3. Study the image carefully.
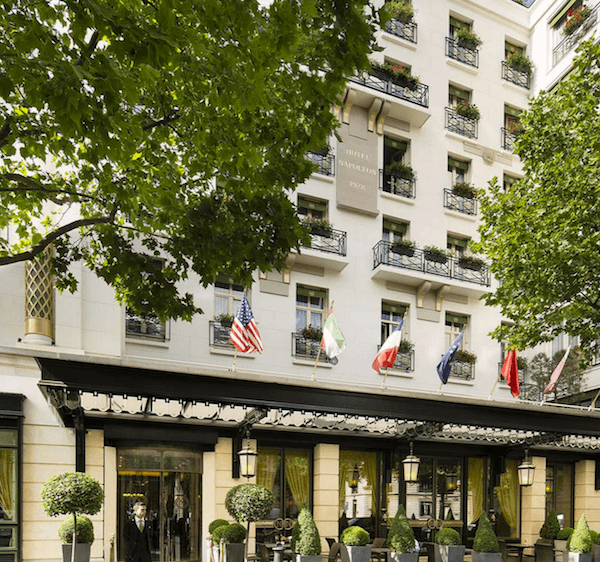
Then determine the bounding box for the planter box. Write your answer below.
[458,259,483,271]
[457,38,478,50]
[434,545,466,562]
[591,545,600,562]
[371,68,392,82]
[388,552,418,562]
[62,544,91,562]
[425,252,448,264]
[472,553,501,562]
[391,245,415,257]
[392,76,418,91]
[346,545,372,562]
[297,555,323,562]
[225,543,245,562]
[568,553,593,562]
[310,227,333,238]
[556,540,569,562]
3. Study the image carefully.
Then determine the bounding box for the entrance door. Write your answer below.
[117,448,202,562]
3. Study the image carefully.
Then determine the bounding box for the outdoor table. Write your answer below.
[505,543,534,562]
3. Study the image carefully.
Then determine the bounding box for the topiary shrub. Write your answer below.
[569,514,592,553]
[341,526,370,546]
[209,519,230,535]
[435,528,462,546]
[58,515,94,544]
[212,525,230,544]
[222,524,247,544]
[225,484,275,524]
[388,505,416,554]
[540,511,560,540]
[473,513,500,553]
[295,505,321,556]
[291,518,301,553]
[589,531,599,545]
[558,528,574,541]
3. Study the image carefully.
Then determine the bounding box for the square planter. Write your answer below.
[458,259,483,271]
[434,545,466,562]
[568,553,593,562]
[345,545,372,562]
[392,245,415,257]
[310,227,333,238]
[297,555,323,562]
[62,543,91,562]
[425,252,449,264]
[388,552,418,562]
[472,553,501,562]
[591,544,600,562]
[225,544,245,562]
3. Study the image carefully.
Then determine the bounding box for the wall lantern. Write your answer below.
[445,472,458,492]
[518,448,535,487]
[237,429,258,479]
[402,442,420,483]
[349,463,359,491]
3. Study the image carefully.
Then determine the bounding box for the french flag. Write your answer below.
[372,319,404,373]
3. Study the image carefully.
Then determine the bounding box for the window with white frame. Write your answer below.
[298,195,327,221]
[505,41,525,59]
[296,286,326,332]
[445,313,468,349]
[384,136,410,171]
[382,218,408,244]
[550,0,586,43]
[449,16,471,39]
[214,280,244,317]
[448,85,471,109]
[448,156,469,184]
[447,234,469,258]
[381,302,408,343]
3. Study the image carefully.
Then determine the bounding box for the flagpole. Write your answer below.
[438,382,443,393]
[588,388,600,411]
[381,367,391,389]
[312,347,322,381]
[488,379,499,399]
[232,348,238,372]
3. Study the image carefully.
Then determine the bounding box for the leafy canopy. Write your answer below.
[0,0,378,320]
[40,472,104,518]
[474,39,600,356]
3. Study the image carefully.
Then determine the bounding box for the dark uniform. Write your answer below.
[124,518,152,562]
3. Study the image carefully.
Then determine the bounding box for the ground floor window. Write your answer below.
[493,459,520,539]
[0,428,18,562]
[546,464,573,528]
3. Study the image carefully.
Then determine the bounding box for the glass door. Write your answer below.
[117,448,202,562]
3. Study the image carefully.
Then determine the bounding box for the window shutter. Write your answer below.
[383,219,408,234]
[450,17,469,30]
[297,286,327,299]
[505,42,524,54]
[447,236,469,248]
[385,137,409,152]
[298,196,327,212]
[446,313,468,325]
[549,0,578,27]
[448,157,470,171]
[504,105,523,118]
[382,302,408,316]
[449,86,470,101]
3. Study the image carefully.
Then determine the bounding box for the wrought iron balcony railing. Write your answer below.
[501,61,531,89]
[307,151,335,176]
[497,362,528,381]
[379,169,416,199]
[443,188,477,216]
[302,228,347,256]
[377,345,415,372]
[126,310,168,341]
[209,321,235,349]
[292,332,334,363]
[502,127,518,152]
[553,5,598,66]
[348,72,429,108]
[445,37,479,68]
[373,240,491,286]
[445,107,478,139]
[384,18,417,43]
[450,360,475,380]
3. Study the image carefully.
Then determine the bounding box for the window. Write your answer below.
[447,235,469,258]
[546,464,574,529]
[503,174,518,192]
[551,0,585,42]
[381,302,408,343]
[298,195,327,221]
[214,280,244,317]
[0,428,18,562]
[505,41,524,59]
[448,157,469,184]
[445,313,468,349]
[448,85,470,109]
[552,334,564,358]
[382,219,408,245]
[449,16,471,39]
[384,136,409,170]
[339,450,379,529]
[296,286,326,332]
[382,137,414,198]
[493,459,520,539]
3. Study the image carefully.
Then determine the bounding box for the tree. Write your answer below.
[473,39,600,356]
[0,0,379,320]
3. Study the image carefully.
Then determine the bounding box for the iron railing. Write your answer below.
[125,310,168,341]
[379,169,416,199]
[292,332,333,363]
[445,107,478,139]
[307,152,335,176]
[302,228,347,256]
[497,362,528,382]
[501,61,531,89]
[553,5,598,66]
[450,361,475,380]
[443,188,477,216]
[377,345,415,372]
[373,240,491,287]
[348,72,429,108]
[384,18,417,43]
[501,127,517,151]
[209,321,234,349]
[445,37,479,68]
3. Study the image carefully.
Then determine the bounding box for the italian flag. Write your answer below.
[372,320,404,373]
[320,305,346,358]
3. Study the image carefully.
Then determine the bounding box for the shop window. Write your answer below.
[493,459,520,539]
[296,286,326,332]
[0,428,19,562]
[546,464,573,528]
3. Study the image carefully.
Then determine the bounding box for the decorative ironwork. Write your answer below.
[445,37,479,68]
[348,72,429,108]
[443,188,478,216]
[501,127,517,151]
[25,246,54,339]
[373,240,491,287]
[302,228,347,256]
[553,6,598,66]
[449,360,475,381]
[209,321,234,349]
[291,332,334,363]
[379,169,416,198]
[384,18,417,43]
[501,61,531,89]
[125,310,168,341]
[445,107,478,139]
[307,151,335,176]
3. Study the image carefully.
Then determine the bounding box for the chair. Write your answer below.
[326,539,336,548]
[499,541,520,562]
[535,542,554,562]
[328,542,342,562]
[258,544,271,562]
[373,539,386,549]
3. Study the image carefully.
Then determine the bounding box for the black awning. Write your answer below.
[0,392,25,418]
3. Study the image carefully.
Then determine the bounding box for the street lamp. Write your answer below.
[518,448,535,487]
[402,442,420,483]
[237,429,257,479]
[349,463,359,491]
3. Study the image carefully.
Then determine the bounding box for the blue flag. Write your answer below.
[436,331,464,384]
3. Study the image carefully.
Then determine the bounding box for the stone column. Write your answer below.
[314,443,340,552]
[574,460,600,528]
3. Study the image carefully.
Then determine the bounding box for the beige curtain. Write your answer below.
[339,451,378,514]
[0,450,15,520]
[257,449,280,492]
[285,451,309,509]
[468,458,484,524]
[495,461,519,532]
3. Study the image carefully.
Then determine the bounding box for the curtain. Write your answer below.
[285,451,309,510]
[338,451,378,515]
[495,461,519,531]
[257,449,280,493]
[0,450,15,520]
[468,458,484,524]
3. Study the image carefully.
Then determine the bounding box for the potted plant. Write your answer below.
[452,182,477,199]
[217,524,247,562]
[455,350,477,364]
[214,313,234,328]
[568,514,593,562]
[506,51,532,74]
[454,101,481,121]
[301,325,323,341]
[563,5,592,35]
[40,472,104,562]
[384,0,414,23]
[302,217,333,237]
[434,527,465,562]
[590,531,600,562]
[294,504,321,562]
[387,505,418,562]
[458,255,486,271]
[472,513,500,562]
[454,28,483,49]
[423,245,450,264]
[540,511,560,544]
[391,239,417,257]
[386,161,415,179]
[370,61,419,89]
[57,515,95,562]
[398,340,414,354]
[341,526,372,562]
[209,520,230,562]
[507,120,524,136]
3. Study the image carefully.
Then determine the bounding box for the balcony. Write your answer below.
[450,360,475,381]
[553,5,598,66]
[126,310,168,341]
[501,127,517,151]
[380,169,416,199]
[292,332,334,363]
[307,151,335,176]
[501,62,531,89]
[443,188,477,216]
[289,228,349,272]
[303,228,347,256]
[209,321,234,349]
[384,18,417,43]
[445,107,477,139]
[372,240,491,287]
[349,72,429,108]
[377,346,415,372]
[445,37,479,68]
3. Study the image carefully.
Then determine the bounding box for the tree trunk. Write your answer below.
[72,513,78,562]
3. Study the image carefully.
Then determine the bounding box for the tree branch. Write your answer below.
[1,173,105,204]
[75,30,100,66]
[142,112,181,131]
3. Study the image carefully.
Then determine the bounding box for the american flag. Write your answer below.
[230,294,263,354]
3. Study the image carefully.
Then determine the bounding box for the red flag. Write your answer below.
[501,350,520,397]
[544,346,571,395]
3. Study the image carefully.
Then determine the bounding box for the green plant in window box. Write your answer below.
[455,349,477,364]
[507,120,524,136]
[506,51,532,73]
[423,245,451,263]
[398,340,414,354]
[214,313,234,327]
[454,101,480,121]
[384,0,414,23]
[301,216,333,237]
[454,28,483,49]
[370,61,419,89]
[391,239,416,257]
[516,356,528,371]
[386,161,415,179]
[452,182,477,199]
[457,255,486,271]
[563,5,592,36]
[301,325,323,341]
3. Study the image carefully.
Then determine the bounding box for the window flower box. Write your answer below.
[505,51,532,74]
[455,349,477,364]
[452,182,477,199]
[564,5,592,35]
[398,340,414,353]
[301,325,323,341]
[455,101,480,120]
[458,256,485,271]
[391,239,416,257]
[214,313,234,328]
[384,0,414,23]
[423,245,450,264]
[370,61,419,90]
[386,161,415,179]
[455,29,483,49]
[302,217,333,237]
